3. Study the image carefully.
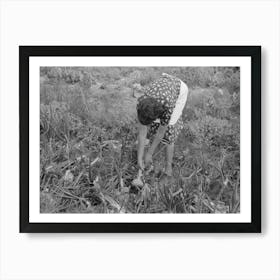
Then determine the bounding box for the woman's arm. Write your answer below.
[137,122,148,170]
[146,125,167,157]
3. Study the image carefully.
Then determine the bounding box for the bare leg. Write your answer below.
[165,143,174,176]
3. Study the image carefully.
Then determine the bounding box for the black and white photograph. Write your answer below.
[39,66,241,215]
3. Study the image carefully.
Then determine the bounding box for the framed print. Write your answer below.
[19,46,261,233]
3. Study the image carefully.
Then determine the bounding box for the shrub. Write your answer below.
[62,68,83,84]
[40,101,84,140]
[188,115,238,151]
[46,67,63,80]
[79,71,94,89]
[212,68,240,94]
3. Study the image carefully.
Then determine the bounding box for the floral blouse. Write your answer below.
[137,74,181,126]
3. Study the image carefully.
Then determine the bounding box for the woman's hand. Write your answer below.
[148,125,167,156]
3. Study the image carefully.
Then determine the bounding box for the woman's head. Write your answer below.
[137,97,165,125]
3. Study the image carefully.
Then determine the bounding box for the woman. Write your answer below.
[136,73,188,178]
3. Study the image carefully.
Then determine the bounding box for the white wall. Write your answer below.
[0,0,279,279]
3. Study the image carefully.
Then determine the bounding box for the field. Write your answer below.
[40,66,240,214]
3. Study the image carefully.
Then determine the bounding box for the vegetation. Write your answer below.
[40,67,240,214]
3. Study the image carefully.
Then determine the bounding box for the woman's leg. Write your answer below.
[163,119,184,176]
[165,142,174,176]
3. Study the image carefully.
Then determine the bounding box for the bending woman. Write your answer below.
[136,73,189,177]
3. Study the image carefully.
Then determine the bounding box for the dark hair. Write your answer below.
[137,97,165,125]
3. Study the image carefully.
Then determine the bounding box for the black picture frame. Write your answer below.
[20,46,261,233]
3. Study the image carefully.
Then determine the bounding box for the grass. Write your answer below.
[40,67,240,214]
